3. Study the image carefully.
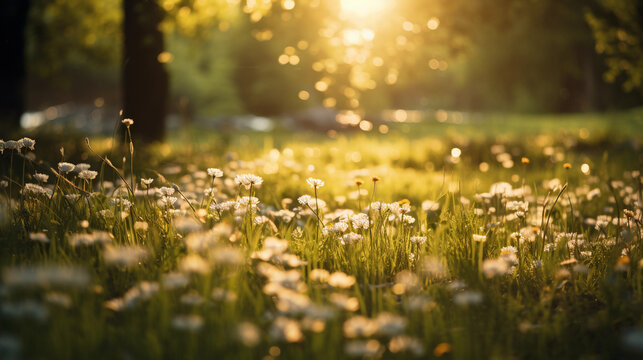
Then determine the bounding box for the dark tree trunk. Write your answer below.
[122,0,168,142]
[0,0,30,130]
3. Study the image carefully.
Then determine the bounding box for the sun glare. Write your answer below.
[340,0,391,18]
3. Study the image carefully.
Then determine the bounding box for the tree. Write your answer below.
[0,0,31,130]
[586,0,643,93]
[122,0,168,142]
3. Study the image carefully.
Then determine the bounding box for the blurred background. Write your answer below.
[1,0,642,141]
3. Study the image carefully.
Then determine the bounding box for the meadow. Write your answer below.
[1,110,643,359]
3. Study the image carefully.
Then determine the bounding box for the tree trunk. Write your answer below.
[122,0,168,142]
[0,0,30,130]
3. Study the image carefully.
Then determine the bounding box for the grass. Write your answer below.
[1,110,642,359]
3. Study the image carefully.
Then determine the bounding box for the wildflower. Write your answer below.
[434,343,452,357]
[343,316,378,338]
[269,317,303,343]
[22,183,52,197]
[29,232,50,243]
[4,140,22,150]
[472,234,487,242]
[141,178,154,187]
[78,170,98,180]
[207,168,223,177]
[333,221,349,233]
[328,272,356,288]
[309,269,330,282]
[236,322,261,347]
[98,209,114,218]
[33,172,49,183]
[351,213,369,229]
[563,163,572,169]
[402,215,416,224]
[18,137,36,150]
[453,290,483,306]
[103,245,148,267]
[157,186,175,196]
[234,174,263,189]
[161,272,189,290]
[410,236,427,245]
[394,271,419,293]
[372,176,380,182]
[616,256,630,272]
[75,163,91,172]
[122,118,134,126]
[134,221,148,232]
[345,340,382,357]
[389,336,425,356]
[307,177,325,188]
[482,259,509,278]
[212,287,238,302]
[342,232,362,245]
[3,265,90,289]
[171,315,204,331]
[69,231,112,247]
[297,195,312,206]
[375,312,407,337]
[179,254,211,274]
[45,292,72,308]
[57,162,75,173]
[521,157,530,164]
[422,257,448,278]
[354,179,363,186]
[109,198,132,210]
[329,292,360,311]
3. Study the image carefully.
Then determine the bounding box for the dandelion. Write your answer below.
[207,168,223,177]
[234,174,263,189]
[57,162,75,173]
[306,177,325,188]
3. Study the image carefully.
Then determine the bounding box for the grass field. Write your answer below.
[1,110,642,359]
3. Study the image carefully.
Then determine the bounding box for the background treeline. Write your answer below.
[18,0,643,118]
